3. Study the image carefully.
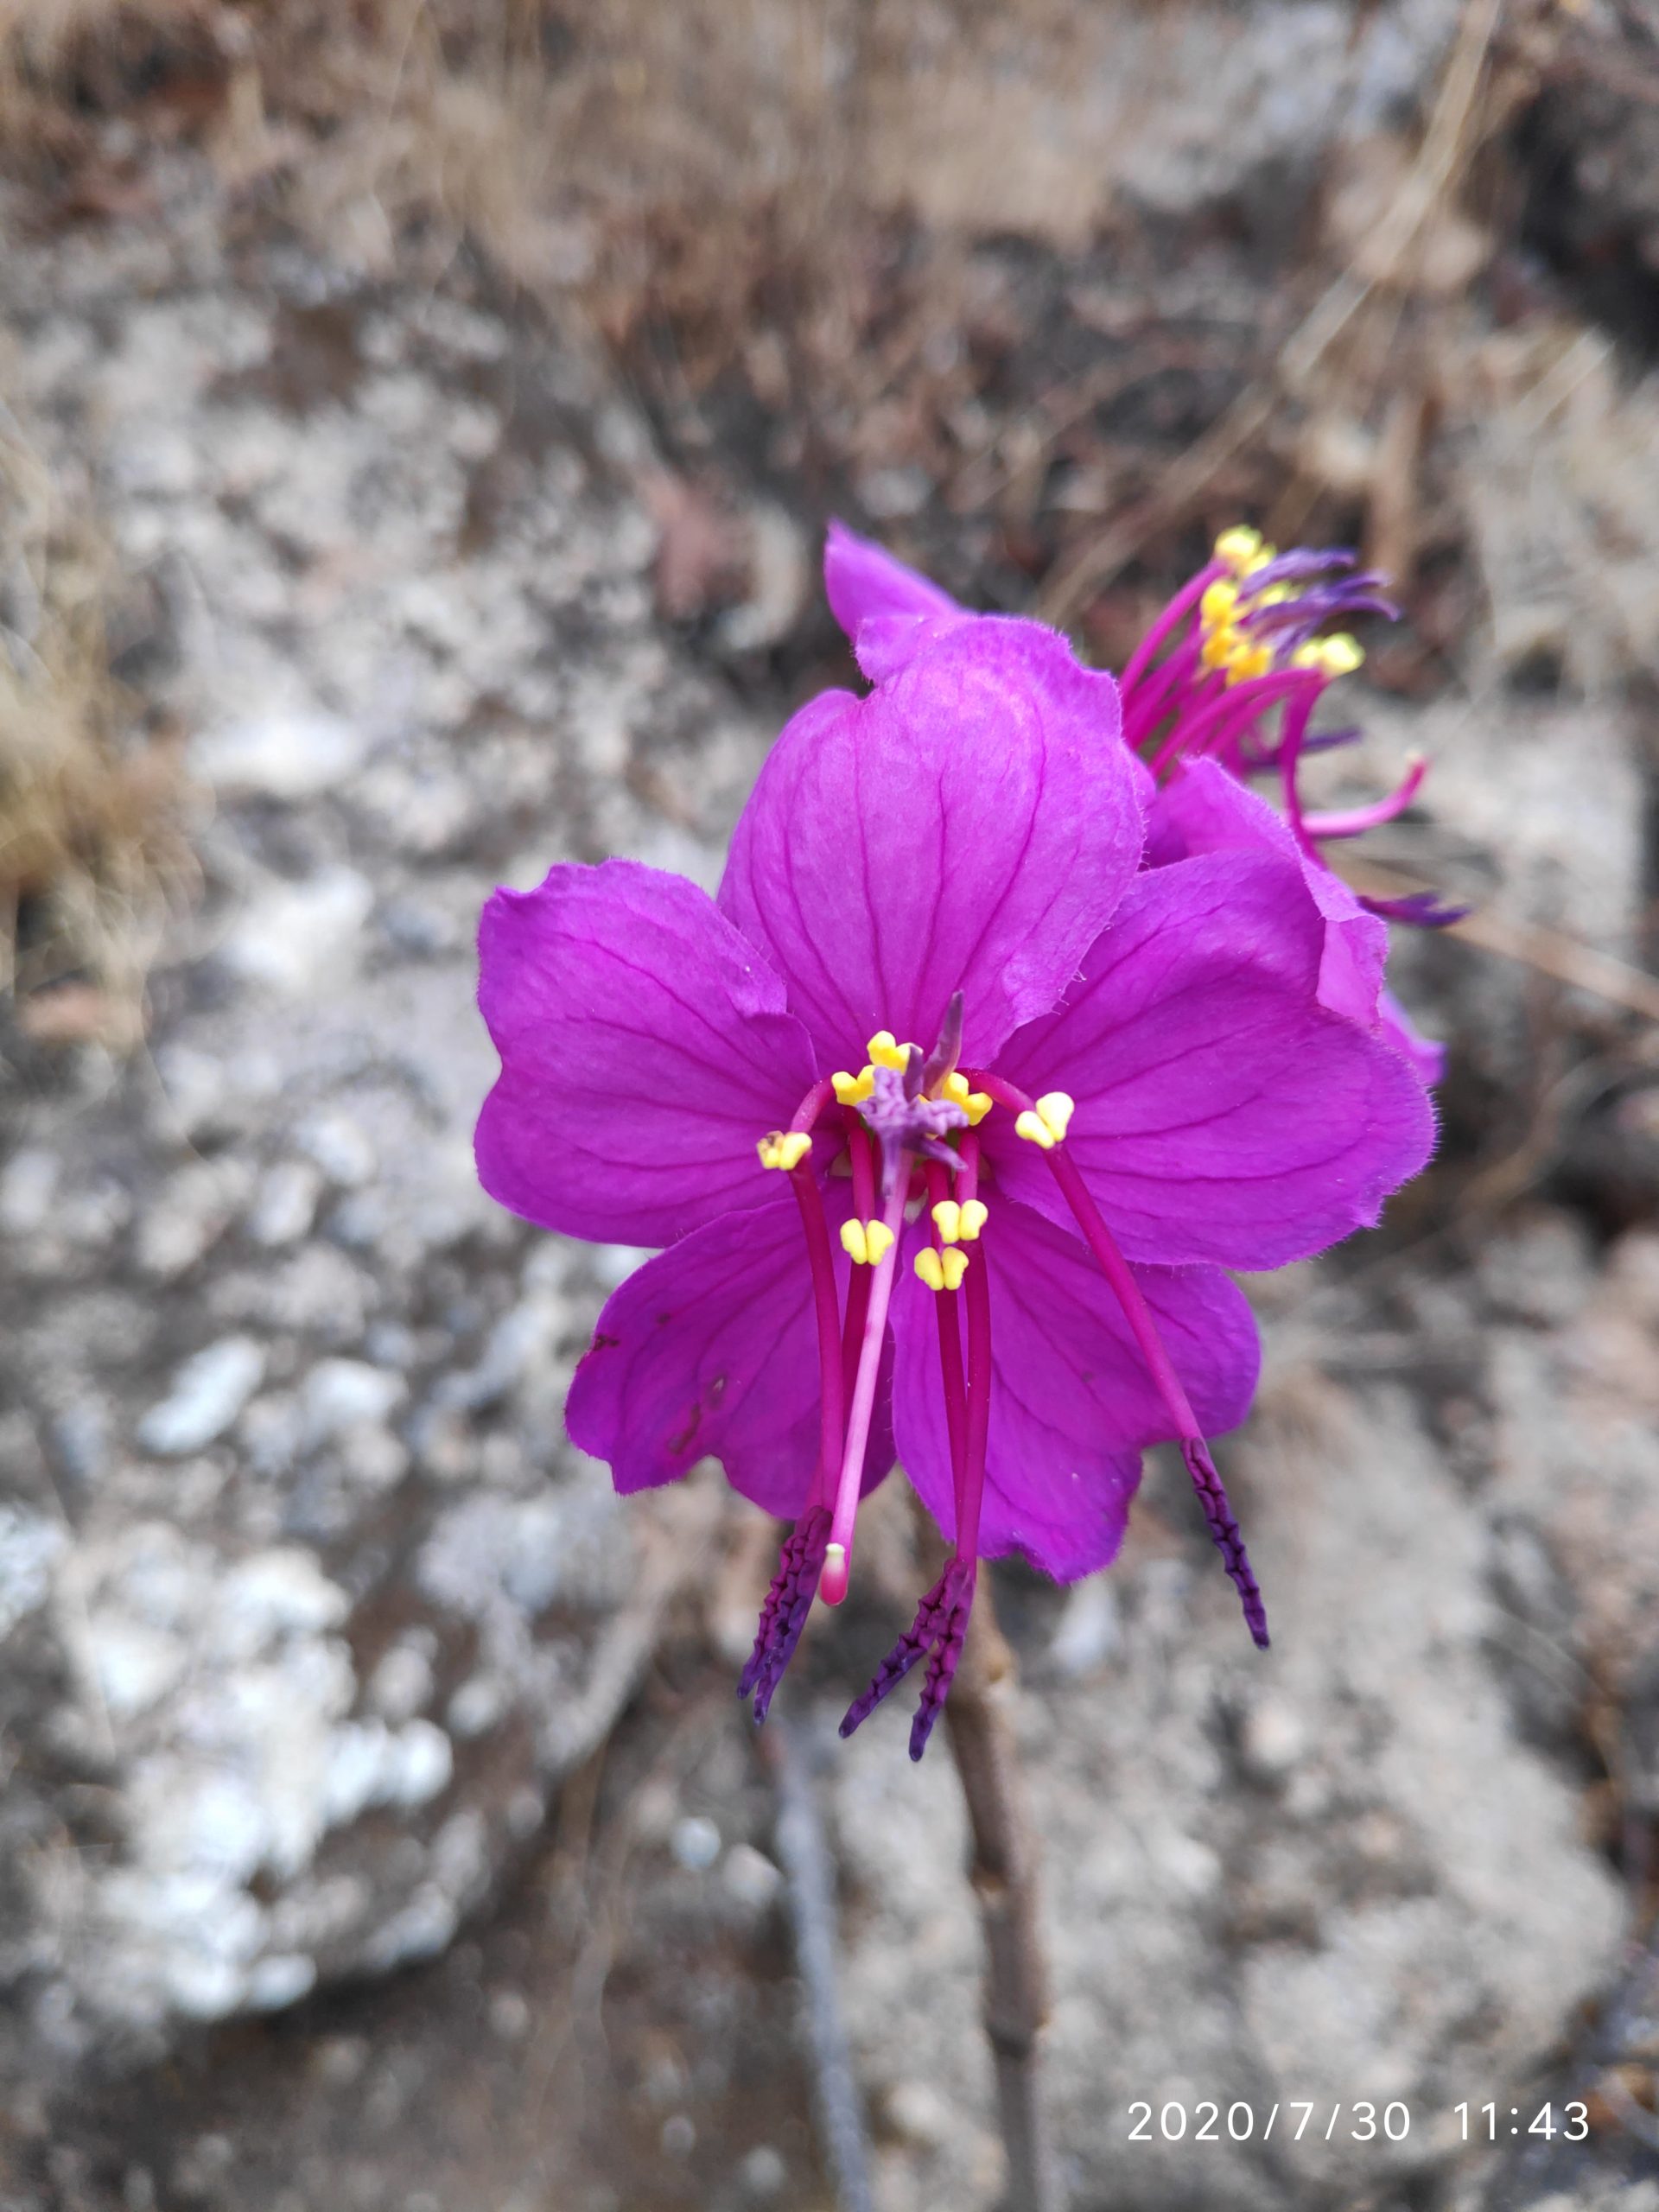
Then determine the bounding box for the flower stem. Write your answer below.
[943,1579,1061,2212]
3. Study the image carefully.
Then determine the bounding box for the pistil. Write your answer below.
[822,1169,909,1605]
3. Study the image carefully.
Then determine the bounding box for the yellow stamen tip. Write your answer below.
[864,1221,895,1266]
[831,1068,874,1106]
[957,1198,988,1242]
[758,1130,811,1172]
[963,1090,992,1127]
[931,1199,963,1244]
[865,1030,912,1071]
[839,1219,868,1264]
[942,1249,969,1290]
[1215,524,1262,574]
[1015,1109,1056,1149]
[942,1071,970,1107]
[1035,1090,1075,1141]
[914,1247,945,1292]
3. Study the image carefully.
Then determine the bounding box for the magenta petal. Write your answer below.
[718,621,1141,1071]
[1379,986,1446,1087]
[823,520,962,639]
[988,852,1437,1268]
[565,1194,895,1513]
[477,858,818,1246]
[889,1201,1259,1582]
[1149,760,1389,1028]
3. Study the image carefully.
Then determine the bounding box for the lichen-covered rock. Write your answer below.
[0,165,756,2088]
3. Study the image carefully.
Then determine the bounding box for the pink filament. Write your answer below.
[957,1210,992,1563]
[822,1173,909,1605]
[1119,557,1226,702]
[840,1121,876,1407]
[1146,665,1315,782]
[965,1073,1202,1436]
[925,1161,969,1496]
[1302,754,1427,840]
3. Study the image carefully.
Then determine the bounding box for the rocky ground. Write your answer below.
[3,4,1659,2209]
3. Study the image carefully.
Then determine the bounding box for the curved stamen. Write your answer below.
[789,1074,839,1136]
[1147,666,1319,781]
[1045,1146,1268,1648]
[969,1072,1268,1647]
[1119,556,1226,701]
[925,1161,969,1491]
[841,1117,877,1406]
[957,1165,992,1569]
[842,1141,990,1759]
[738,1082,847,1721]
[822,1171,908,1605]
[1302,753,1428,841]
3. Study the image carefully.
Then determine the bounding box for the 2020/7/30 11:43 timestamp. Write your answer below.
[1456,2103,1589,2141]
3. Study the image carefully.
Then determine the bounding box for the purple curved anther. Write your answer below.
[838,1555,978,1759]
[739,1505,832,1722]
[1180,1439,1269,1648]
[1358,889,1469,929]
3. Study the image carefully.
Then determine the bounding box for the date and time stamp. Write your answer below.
[1125,2099,1591,2147]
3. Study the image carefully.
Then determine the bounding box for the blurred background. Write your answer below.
[3,1,1659,2207]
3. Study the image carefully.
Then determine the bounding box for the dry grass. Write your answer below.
[0,0,1612,1053]
[0,396,188,1052]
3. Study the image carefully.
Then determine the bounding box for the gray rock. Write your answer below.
[824,1372,1624,2212]
[0,189,761,2093]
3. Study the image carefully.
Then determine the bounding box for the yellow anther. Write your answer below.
[1294,632,1363,678]
[915,1246,969,1293]
[1199,579,1238,629]
[1015,1109,1056,1149]
[958,1198,988,1241]
[757,1130,812,1172]
[931,1199,963,1244]
[1200,625,1237,672]
[866,1030,912,1071]
[1034,1091,1075,1141]
[1215,525,1269,575]
[1225,639,1274,686]
[832,1067,875,1106]
[841,1218,893,1266]
[941,1071,994,1126]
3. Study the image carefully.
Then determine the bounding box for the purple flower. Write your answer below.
[477,607,1432,1757]
[825,519,1453,1084]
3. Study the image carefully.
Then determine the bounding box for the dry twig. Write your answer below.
[944,1583,1059,2212]
[764,1717,876,2212]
